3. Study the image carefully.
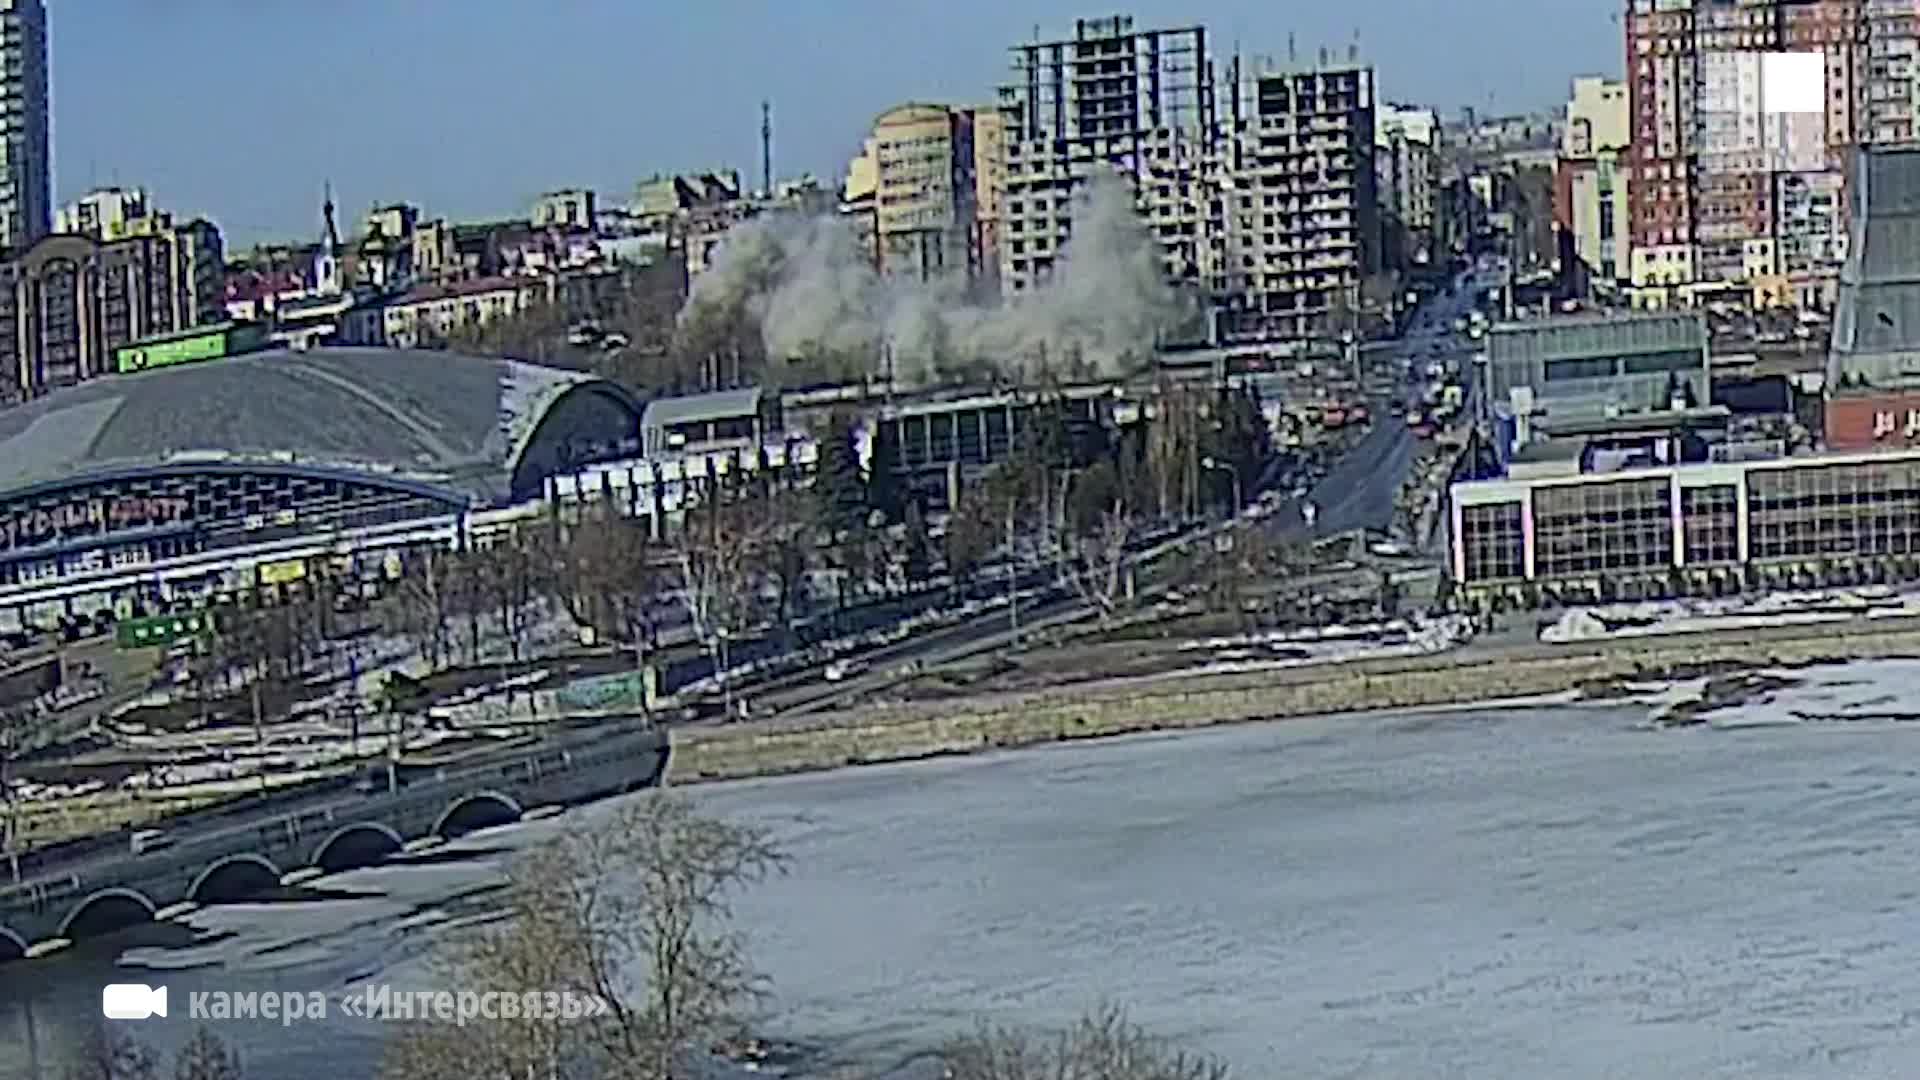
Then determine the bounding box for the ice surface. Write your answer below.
[15,665,1920,1077]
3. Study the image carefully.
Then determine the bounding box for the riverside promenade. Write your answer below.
[667,615,1920,785]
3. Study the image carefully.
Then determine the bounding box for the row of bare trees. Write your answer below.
[944,383,1274,627]
[65,1025,242,1080]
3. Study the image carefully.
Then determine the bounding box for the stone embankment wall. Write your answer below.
[667,619,1920,785]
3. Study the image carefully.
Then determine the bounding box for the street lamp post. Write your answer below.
[1200,456,1241,521]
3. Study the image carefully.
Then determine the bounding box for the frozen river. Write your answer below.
[9,662,1920,1077]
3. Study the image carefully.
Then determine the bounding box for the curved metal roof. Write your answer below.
[0,347,636,503]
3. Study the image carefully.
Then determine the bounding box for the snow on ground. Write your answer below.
[1540,588,1920,644]
[1169,615,1473,677]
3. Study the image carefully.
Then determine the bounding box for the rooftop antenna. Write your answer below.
[1288,32,1296,65]
[1349,28,1360,63]
[1318,46,1329,67]
[760,101,773,198]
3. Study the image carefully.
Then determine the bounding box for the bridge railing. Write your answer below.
[0,723,664,912]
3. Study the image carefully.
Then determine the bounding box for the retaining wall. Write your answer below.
[667,620,1920,785]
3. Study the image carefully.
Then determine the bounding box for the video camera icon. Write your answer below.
[101,983,168,1020]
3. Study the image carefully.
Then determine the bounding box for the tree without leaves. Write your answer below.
[172,1027,244,1080]
[1056,461,1137,624]
[941,1004,1229,1080]
[755,489,819,640]
[474,532,552,669]
[942,488,995,600]
[378,794,787,1080]
[62,1026,160,1080]
[552,509,666,696]
[62,1026,244,1080]
[388,546,458,672]
[669,496,762,665]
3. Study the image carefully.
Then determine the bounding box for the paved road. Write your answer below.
[1265,270,1493,541]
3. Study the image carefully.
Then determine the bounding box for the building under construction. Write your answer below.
[996,15,1220,296]
[1216,55,1379,340]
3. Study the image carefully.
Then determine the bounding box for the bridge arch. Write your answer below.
[311,822,405,874]
[188,853,283,904]
[0,925,25,961]
[432,790,523,839]
[59,887,158,939]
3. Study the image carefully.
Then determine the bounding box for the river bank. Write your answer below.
[666,614,1920,785]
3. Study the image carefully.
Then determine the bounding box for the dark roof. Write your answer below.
[1833,145,1920,361]
[386,275,532,307]
[640,387,764,432]
[0,347,628,503]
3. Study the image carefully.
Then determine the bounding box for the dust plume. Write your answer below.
[678,171,1200,386]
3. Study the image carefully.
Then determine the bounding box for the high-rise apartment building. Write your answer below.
[1864,0,1920,142]
[995,16,1220,297]
[56,188,151,241]
[1375,103,1438,270]
[1623,0,1915,309]
[0,0,49,254]
[1217,59,1379,339]
[1557,77,1632,289]
[863,103,979,282]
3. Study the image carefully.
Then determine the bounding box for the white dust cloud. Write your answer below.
[679,172,1199,386]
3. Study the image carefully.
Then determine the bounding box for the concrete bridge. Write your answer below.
[0,720,669,961]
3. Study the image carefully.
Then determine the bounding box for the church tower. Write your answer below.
[312,183,343,295]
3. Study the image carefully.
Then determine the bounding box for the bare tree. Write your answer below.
[943,489,995,600]
[669,501,761,676]
[1058,464,1137,624]
[1059,504,1135,624]
[172,1027,244,1080]
[757,489,818,639]
[62,1026,160,1080]
[553,510,665,689]
[379,794,786,1080]
[62,1027,243,1080]
[387,545,460,672]
[942,1004,1229,1080]
[476,533,550,668]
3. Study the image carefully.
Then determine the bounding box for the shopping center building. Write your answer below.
[1449,447,1920,605]
[0,346,644,629]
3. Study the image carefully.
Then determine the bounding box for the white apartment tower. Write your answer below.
[1375,103,1438,269]
[0,0,48,253]
[868,103,979,282]
[995,16,1220,297]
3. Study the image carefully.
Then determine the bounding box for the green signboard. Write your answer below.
[115,611,215,650]
[116,330,230,374]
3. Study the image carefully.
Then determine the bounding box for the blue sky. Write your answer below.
[52,1,1619,246]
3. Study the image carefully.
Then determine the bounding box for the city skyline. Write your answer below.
[49,0,1615,245]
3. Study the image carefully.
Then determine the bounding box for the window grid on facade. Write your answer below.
[1460,502,1525,583]
[1748,460,1920,560]
[1532,478,1674,579]
[1680,483,1740,565]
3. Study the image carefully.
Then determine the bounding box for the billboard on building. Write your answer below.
[114,322,267,375]
[257,559,308,586]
